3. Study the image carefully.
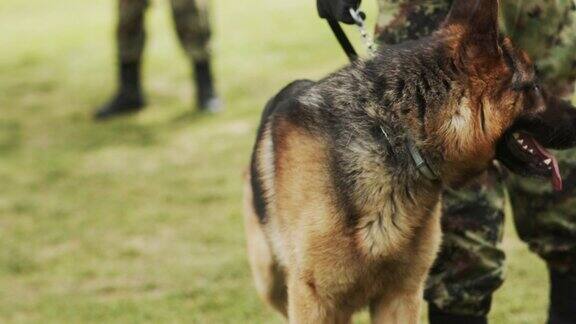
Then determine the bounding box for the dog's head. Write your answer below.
[431,0,576,189]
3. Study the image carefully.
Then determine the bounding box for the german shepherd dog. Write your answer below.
[244,0,576,322]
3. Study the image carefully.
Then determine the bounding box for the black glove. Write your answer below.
[317,0,363,25]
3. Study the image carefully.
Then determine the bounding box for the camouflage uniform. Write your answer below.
[117,0,212,63]
[375,0,576,316]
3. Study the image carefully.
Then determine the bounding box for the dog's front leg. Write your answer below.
[370,289,422,324]
[287,278,351,324]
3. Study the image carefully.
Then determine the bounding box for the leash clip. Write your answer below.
[349,8,376,55]
[349,8,365,27]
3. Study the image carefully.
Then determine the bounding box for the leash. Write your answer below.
[349,8,376,56]
[327,17,358,62]
[326,8,376,63]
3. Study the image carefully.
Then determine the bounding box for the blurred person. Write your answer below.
[94,0,221,120]
[318,0,576,323]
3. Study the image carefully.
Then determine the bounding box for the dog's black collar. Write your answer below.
[380,126,439,181]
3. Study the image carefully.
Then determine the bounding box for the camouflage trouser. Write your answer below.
[117,0,212,63]
[375,0,576,316]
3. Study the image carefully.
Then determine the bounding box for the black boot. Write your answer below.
[194,59,222,113]
[429,304,488,324]
[94,61,145,120]
[548,269,576,324]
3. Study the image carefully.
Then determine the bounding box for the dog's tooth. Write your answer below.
[529,149,534,154]
[513,133,520,139]
[544,159,552,165]
[518,139,524,145]
[522,145,528,150]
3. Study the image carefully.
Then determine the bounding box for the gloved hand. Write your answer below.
[317,0,363,25]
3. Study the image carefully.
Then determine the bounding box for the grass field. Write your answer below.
[0,0,571,323]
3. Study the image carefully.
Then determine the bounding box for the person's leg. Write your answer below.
[94,0,150,120]
[549,269,576,324]
[503,2,576,323]
[170,0,221,112]
[426,168,507,324]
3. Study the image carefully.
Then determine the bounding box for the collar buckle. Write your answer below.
[379,125,439,181]
[406,140,439,181]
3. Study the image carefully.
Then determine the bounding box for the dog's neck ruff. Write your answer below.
[380,126,439,181]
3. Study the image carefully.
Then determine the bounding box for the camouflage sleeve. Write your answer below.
[374,0,451,45]
[500,0,576,97]
[170,0,212,62]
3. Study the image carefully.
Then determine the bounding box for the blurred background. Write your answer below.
[0,0,573,323]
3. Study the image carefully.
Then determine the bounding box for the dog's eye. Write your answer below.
[531,84,543,98]
[515,82,540,93]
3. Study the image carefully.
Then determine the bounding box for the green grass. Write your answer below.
[0,0,571,323]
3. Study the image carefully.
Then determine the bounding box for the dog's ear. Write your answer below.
[443,0,500,57]
[444,0,499,40]
[443,0,502,70]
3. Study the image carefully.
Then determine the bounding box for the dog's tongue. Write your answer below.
[524,135,563,191]
[551,157,562,192]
